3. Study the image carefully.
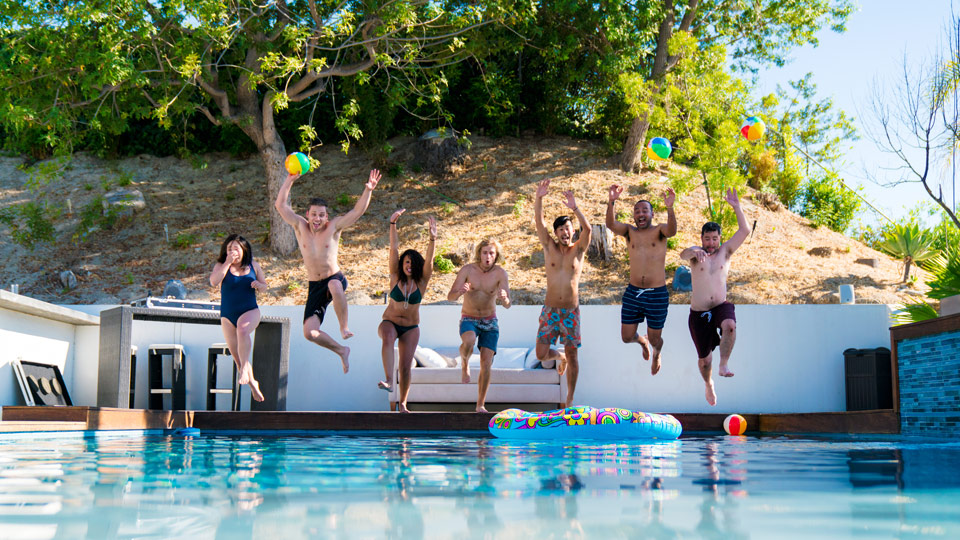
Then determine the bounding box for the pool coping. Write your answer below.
[0,406,899,434]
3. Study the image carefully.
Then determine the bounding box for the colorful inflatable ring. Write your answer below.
[489,406,682,440]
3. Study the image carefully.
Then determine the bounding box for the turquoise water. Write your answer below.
[1,432,960,539]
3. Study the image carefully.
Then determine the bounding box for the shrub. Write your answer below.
[173,232,197,249]
[747,150,777,190]
[0,201,58,250]
[877,223,938,282]
[799,175,861,233]
[433,254,455,274]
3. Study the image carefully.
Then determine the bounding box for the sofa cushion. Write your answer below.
[409,367,560,384]
[414,346,452,368]
[524,348,556,370]
[431,347,531,369]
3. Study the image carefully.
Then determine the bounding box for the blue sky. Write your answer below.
[755,0,958,227]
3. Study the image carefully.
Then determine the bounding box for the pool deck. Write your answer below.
[0,406,899,434]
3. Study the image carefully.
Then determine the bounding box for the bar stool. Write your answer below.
[207,343,240,411]
[128,345,138,408]
[148,344,186,410]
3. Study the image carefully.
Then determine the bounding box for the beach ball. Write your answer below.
[646,137,672,161]
[740,116,765,141]
[285,152,310,175]
[723,414,747,436]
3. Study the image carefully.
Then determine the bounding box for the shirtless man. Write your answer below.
[533,178,591,408]
[274,169,381,374]
[606,184,676,375]
[679,188,749,406]
[447,238,511,413]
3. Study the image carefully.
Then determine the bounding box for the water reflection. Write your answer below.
[2,434,960,538]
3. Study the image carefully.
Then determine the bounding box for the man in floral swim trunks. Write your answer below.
[533,178,592,408]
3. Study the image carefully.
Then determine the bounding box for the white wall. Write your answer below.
[0,302,99,409]
[65,303,891,414]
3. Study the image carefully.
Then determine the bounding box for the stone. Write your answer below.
[807,247,832,257]
[59,270,78,290]
[673,265,692,292]
[855,258,879,268]
[410,129,468,175]
[102,188,146,219]
[754,192,783,211]
[162,279,187,299]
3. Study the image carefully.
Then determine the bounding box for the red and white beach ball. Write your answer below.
[723,414,747,435]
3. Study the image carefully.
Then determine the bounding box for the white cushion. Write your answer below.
[414,346,448,368]
[495,348,528,369]
[410,368,559,384]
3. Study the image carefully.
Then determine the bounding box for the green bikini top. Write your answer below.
[389,281,422,305]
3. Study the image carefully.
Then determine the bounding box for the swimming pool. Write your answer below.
[1,432,959,538]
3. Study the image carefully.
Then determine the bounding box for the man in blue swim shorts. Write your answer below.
[447,237,511,413]
[606,183,676,376]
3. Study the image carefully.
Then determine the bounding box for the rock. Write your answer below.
[59,270,78,290]
[754,192,782,211]
[673,265,692,292]
[102,188,146,219]
[93,295,122,305]
[162,279,187,299]
[855,258,879,268]
[346,289,378,305]
[410,129,468,175]
[807,247,832,257]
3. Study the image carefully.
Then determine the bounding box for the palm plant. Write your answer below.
[890,299,941,326]
[878,223,938,282]
[925,243,960,299]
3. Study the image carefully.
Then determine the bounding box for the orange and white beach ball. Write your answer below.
[723,414,747,435]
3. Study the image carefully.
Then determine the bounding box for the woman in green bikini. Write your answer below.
[378,209,437,412]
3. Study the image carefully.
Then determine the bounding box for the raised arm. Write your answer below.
[334,169,381,231]
[447,266,471,302]
[274,173,307,228]
[661,187,677,238]
[251,261,269,292]
[421,216,438,287]
[605,184,629,237]
[388,208,404,282]
[209,259,234,287]
[721,188,749,256]
[533,179,553,247]
[563,190,592,252]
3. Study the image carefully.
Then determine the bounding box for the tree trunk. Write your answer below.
[619,106,654,172]
[587,224,613,262]
[261,143,298,255]
[903,259,912,283]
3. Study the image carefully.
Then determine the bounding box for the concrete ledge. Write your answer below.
[2,406,900,434]
[0,290,100,326]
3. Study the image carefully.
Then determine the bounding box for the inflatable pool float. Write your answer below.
[488,406,682,440]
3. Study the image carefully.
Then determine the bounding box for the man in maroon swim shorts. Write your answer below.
[679,188,750,406]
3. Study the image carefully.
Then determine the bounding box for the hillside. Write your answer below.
[0,136,927,307]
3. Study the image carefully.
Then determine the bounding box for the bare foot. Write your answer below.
[461,367,471,384]
[398,402,410,413]
[377,380,392,392]
[248,377,265,402]
[705,380,717,406]
[341,328,354,340]
[339,346,350,374]
[476,405,489,413]
[564,400,573,409]
[237,361,250,385]
[638,335,651,361]
[719,362,735,377]
[651,348,662,375]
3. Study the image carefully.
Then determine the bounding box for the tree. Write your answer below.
[867,13,960,230]
[878,223,938,282]
[617,0,854,172]
[0,1,528,254]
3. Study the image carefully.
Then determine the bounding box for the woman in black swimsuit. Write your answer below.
[378,209,437,412]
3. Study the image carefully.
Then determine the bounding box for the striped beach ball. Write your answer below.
[285,152,311,175]
[723,414,747,435]
[646,137,672,161]
[740,116,765,141]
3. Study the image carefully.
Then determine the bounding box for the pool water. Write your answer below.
[1,432,960,539]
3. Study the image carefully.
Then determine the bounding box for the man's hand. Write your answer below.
[428,216,437,239]
[724,187,740,209]
[692,248,706,263]
[498,288,509,303]
[536,178,550,198]
[457,281,472,295]
[366,169,382,190]
[562,190,577,210]
[609,184,623,204]
[285,172,301,184]
[664,187,676,209]
[390,208,405,223]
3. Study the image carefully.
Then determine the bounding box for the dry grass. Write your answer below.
[0,136,927,306]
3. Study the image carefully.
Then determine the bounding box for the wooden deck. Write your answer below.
[1,406,900,435]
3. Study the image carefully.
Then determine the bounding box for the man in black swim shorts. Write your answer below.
[679,188,750,406]
[275,168,381,374]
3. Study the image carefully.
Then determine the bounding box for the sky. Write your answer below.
[754,0,958,228]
